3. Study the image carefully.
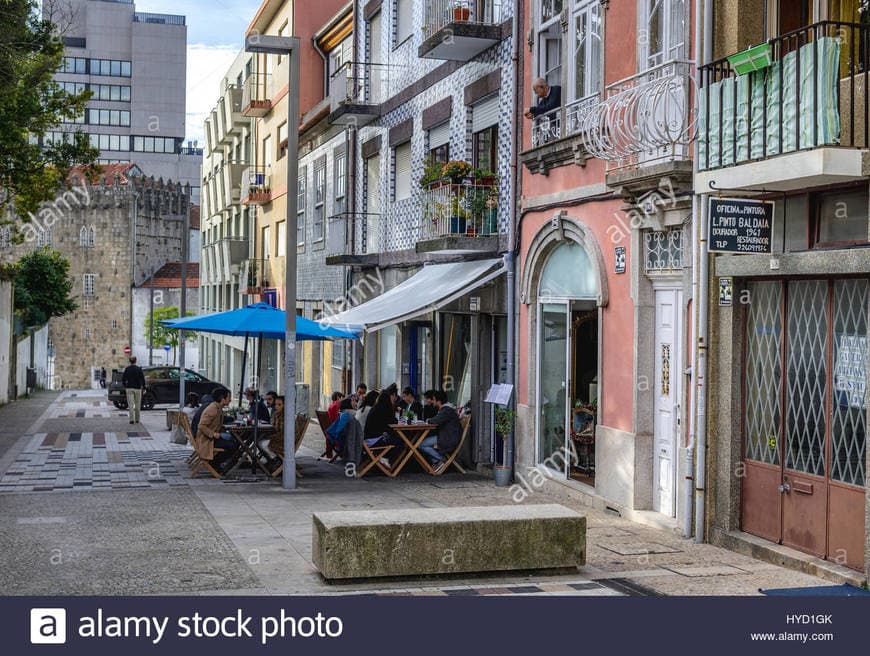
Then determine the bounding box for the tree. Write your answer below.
[13,247,76,326]
[144,306,196,366]
[0,0,99,219]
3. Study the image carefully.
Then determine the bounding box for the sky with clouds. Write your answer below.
[136,0,264,146]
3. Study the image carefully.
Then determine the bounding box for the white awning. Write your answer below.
[322,258,505,333]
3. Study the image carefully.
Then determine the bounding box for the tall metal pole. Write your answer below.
[179,184,190,409]
[148,263,155,366]
[282,37,301,490]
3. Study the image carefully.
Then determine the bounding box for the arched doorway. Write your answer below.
[536,241,600,485]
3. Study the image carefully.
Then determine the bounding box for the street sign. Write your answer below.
[163,345,171,352]
[123,345,131,355]
[708,197,774,254]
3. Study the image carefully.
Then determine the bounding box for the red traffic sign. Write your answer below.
[123,345,131,355]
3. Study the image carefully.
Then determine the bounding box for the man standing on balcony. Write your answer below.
[524,78,562,119]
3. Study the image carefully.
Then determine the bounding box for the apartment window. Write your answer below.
[262,225,271,259]
[572,1,603,101]
[395,0,412,45]
[332,339,345,370]
[83,273,95,297]
[61,56,87,74]
[90,84,131,102]
[297,165,307,246]
[91,134,132,152]
[393,141,412,201]
[63,110,86,125]
[642,0,687,69]
[813,188,870,248]
[56,81,86,96]
[88,109,130,126]
[278,122,288,159]
[263,135,272,167]
[537,1,563,86]
[313,158,326,241]
[471,96,499,172]
[89,59,131,77]
[277,221,286,257]
[277,21,289,64]
[334,149,347,214]
[428,121,451,163]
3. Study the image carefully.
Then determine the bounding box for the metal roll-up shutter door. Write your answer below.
[472,95,499,133]
[428,121,451,149]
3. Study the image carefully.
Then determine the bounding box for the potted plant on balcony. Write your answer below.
[245,260,260,294]
[493,405,515,487]
[419,158,444,190]
[471,167,498,186]
[441,159,471,184]
[452,1,471,22]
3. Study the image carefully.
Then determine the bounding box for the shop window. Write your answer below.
[440,314,472,409]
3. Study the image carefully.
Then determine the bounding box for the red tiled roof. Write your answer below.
[139,262,200,289]
[67,162,144,185]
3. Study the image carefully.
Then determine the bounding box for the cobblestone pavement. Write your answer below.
[0,390,846,596]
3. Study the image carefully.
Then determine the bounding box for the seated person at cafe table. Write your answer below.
[191,387,225,436]
[398,387,424,419]
[245,387,270,423]
[264,390,277,419]
[195,388,240,474]
[419,390,462,475]
[421,389,438,421]
[258,395,284,473]
[326,398,362,459]
[355,389,379,433]
[327,391,344,424]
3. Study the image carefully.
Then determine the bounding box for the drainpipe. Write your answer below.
[692,0,713,544]
[504,0,524,477]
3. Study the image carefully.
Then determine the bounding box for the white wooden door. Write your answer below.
[653,287,683,516]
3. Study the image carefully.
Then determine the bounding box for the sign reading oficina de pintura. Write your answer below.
[708,197,774,254]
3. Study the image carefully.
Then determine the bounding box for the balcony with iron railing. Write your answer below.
[418,180,502,254]
[242,73,272,118]
[420,0,504,61]
[325,213,383,265]
[240,258,271,294]
[697,21,869,191]
[328,61,389,126]
[241,166,271,205]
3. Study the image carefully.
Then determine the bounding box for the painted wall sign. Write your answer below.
[708,197,774,254]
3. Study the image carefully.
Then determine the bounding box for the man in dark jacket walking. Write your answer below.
[121,357,146,424]
[419,390,462,474]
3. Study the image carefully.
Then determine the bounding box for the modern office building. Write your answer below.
[45,0,201,201]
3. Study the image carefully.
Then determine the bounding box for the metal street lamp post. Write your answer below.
[245,34,300,490]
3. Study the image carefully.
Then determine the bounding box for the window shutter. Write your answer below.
[472,95,499,133]
[428,121,451,149]
[394,142,411,201]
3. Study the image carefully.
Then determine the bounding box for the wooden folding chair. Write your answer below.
[356,439,395,477]
[178,413,224,479]
[269,414,309,479]
[315,409,339,461]
[431,416,470,476]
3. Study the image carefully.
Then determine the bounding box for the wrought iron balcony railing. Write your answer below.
[326,213,383,258]
[422,0,503,38]
[421,180,501,239]
[699,21,869,171]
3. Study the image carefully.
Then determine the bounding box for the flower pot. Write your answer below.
[453,7,471,21]
[450,216,467,234]
[476,176,496,186]
[494,465,512,487]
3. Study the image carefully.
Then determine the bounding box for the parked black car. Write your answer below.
[108,366,217,410]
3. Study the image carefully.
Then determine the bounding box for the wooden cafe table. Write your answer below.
[227,423,274,476]
[387,422,438,477]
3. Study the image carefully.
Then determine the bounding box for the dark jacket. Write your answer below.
[364,403,394,440]
[248,399,269,423]
[121,364,146,390]
[529,85,561,117]
[430,404,462,452]
[397,399,423,418]
[421,403,437,421]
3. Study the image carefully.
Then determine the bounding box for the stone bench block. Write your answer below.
[312,503,586,580]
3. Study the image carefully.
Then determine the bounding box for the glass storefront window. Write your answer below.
[539,242,597,299]
[440,314,471,408]
[378,325,397,388]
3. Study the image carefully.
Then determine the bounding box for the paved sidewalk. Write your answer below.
[0,390,845,596]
